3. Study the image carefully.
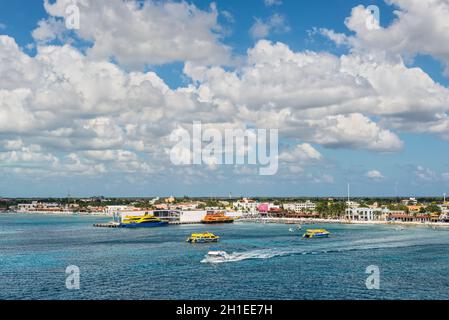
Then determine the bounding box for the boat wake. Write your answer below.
[200,234,449,264]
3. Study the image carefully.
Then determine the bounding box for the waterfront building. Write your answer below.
[170,202,203,211]
[388,213,434,223]
[17,201,64,213]
[104,205,137,215]
[345,207,384,221]
[164,196,175,203]
[438,204,449,214]
[154,203,169,210]
[401,197,418,206]
[233,198,259,213]
[345,201,360,208]
[282,201,317,213]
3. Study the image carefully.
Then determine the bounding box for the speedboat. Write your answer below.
[206,250,228,260]
[289,228,295,233]
[302,229,330,239]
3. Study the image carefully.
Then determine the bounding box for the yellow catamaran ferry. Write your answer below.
[186,232,220,243]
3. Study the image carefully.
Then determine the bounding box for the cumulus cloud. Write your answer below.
[33,0,232,68]
[366,170,385,180]
[264,0,282,6]
[321,0,449,75]
[414,166,437,182]
[278,143,322,173]
[2,0,449,185]
[249,14,290,39]
[185,40,411,151]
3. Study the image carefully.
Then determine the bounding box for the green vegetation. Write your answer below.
[316,201,346,218]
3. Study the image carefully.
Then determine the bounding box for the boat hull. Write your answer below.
[201,220,234,224]
[187,238,219,243]
[120,221,169,228]
[303,233,329,239]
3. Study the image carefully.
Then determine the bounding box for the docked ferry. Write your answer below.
[302,229,330,239]
[201,211,234,224]
[186,232,220,243]
[120,214,168,228]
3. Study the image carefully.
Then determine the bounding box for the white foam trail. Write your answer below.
[201,234,449,264]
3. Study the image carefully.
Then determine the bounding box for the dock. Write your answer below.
[93,222,122,228]
[94,221,202,228]
[168,221,201,225]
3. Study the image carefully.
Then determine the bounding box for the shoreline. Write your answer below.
[237,217,449,228]
[0,211,112,217]
[2,212,449,229]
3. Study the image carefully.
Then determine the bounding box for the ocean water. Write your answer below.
[1,214,449,300]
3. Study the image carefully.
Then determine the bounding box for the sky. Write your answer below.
[1,0,449,198]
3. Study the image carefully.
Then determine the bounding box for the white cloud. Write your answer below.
[279,143,322,163]
[33,0,232,68]
[264,0,282,6]
[366,170,385,180]
[249,14,290,39]
[2,2,449,183]
[322,0,449,75]
[32,17,66,43]
[185,40,409,152]
[278,143,322,173]
[414,166,436,182]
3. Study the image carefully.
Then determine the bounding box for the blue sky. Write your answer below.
[1,0,449,198]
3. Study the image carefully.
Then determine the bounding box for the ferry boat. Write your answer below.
[201,211,234,224]
[120,214,168,228]
[302,229,330,239]
[186,232,220,243]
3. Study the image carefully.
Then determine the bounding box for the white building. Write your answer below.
[283,201,316,212]
[233,198,259,213]
[401,197,418,206]
[179,210,208,223]
[17,202,37,212]
[104,205,136,215]
[345,201,360,208]
[345,207,384,221]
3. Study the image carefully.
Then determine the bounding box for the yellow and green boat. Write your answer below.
[186,232,220,243]
[120,214,168,228]
[302,229,330,239]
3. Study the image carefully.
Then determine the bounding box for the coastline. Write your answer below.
[0,211,112,217]
[3,212,449,228]
[237,217,449,228]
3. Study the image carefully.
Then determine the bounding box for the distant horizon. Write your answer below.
[2,194,448,200]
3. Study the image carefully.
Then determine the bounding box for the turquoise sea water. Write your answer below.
[1,214,449,300]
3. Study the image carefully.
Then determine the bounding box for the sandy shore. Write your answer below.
[238,217,449,228]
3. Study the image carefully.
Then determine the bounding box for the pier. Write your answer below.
[93,222,121,228]
[93,221,202,228]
